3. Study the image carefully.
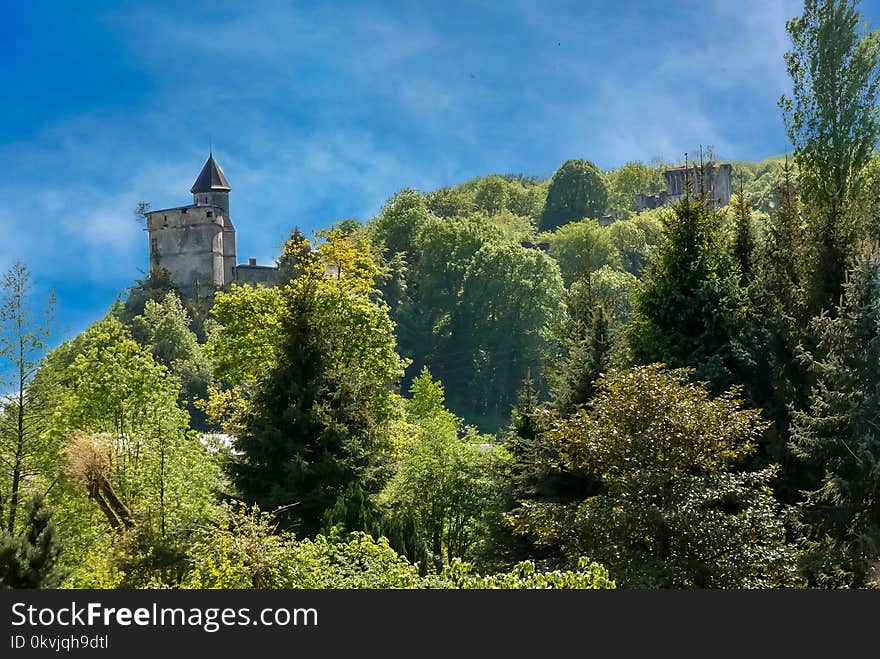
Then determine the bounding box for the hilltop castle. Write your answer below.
[146,153,278,292]
[634,162,733,213]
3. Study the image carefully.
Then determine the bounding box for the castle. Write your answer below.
[146,153,278,293]
[634,162,733,213]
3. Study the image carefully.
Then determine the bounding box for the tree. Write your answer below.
[551,299,611,415]
[448,243,565,429]
[731,190,756,285]
[608,211,664,276]
[781,0,880,315]
[627,196,745,390]
[400,216,502,375]
[748,160,811,489]
[119,267,179,326]
[472,175,509,215]
[543,218,619,286]
[131,292,213,430]
[55,317,219,539]
[206,284,285,387]
[510,365,800,588]
[381,372,499,567]
[183,501,614,589]
[607,160,666,217]
[0,495,64,588]
[487,375,590,567]
[369,189,432,260]
[0,262,56,534]
[233,232,406,536]
[549,267,635,415]
[540,160,609,232]
[790,241,880,586]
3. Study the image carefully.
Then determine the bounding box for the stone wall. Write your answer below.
[664,163,732,208]
[235,262,278,287]
[146,204,236,291]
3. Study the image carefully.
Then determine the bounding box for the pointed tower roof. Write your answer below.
[190,153,231,193]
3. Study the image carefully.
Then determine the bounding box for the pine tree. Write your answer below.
[0,495,64,588]
[552,303,611,415]
[731,184,756,286]
[627,192,744,391]
[748,159,811,496]
[791,240,880,586]
[232,232,403,537]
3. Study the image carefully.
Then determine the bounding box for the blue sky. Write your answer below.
[2,0,878,342]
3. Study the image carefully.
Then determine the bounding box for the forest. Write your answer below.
[2,0,880,589]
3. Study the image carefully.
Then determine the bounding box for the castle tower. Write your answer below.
[191,152,231,214]
[145,153,237,293]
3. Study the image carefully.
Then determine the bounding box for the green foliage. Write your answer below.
[781,0,880,315]
[131,292,213,430]
[791,241,880,587]
[440,556,614,589]
[511,365,800,588]
[489,377,593,568]
[731,192,756,285]
[118,267,180,326]
[627,197,745,389]
[381,372,500,566]
[53,317,222,540]
[606,160,667,218]
[406,367,448,420]
[233,232,405,537]
[369,188,432,259]
[426,175,547,223]
[277,530,424,589]
[0,261,58,534]
[0,495,65,588]
[184,502,613,589]
[207,285,286,387]
[410,215,503,324]
[549,266,637,414]
[540,159,609,232]
[742,159,787,214]
[543,218,620,286]
[448,243,565,429]
[608,211,664,276]
[551,297,611,414]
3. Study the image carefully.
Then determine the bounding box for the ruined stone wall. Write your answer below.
[663,163,732,208]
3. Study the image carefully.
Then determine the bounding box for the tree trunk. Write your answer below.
[7,388,25,534]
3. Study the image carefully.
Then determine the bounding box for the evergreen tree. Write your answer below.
[747,160,811,493]
[551,283,612,415]
[791,241,880,586]
[0,495,64,588]
[731,187,756,286]
[233,232,404,537]
[627,194,744,390]
[486,376,599,569]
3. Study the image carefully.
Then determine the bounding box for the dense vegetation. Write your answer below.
[3,0,880,589]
